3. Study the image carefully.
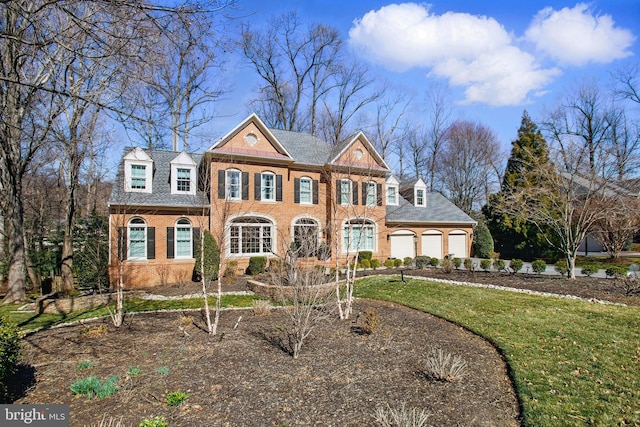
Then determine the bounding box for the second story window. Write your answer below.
[365,182,376,206]
[299,178,312,204]
[340,179,352,205]
[226,169,241,200]
[261,172,275,201]
[176,168,191,192]
[130,165,147,190]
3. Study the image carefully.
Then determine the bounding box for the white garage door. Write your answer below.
[421,232,443,259]
[448,232,467,259]
[390,232,415,259]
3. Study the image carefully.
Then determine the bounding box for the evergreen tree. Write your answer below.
[193,230,220,282]
[483,111,555,260]
[471,221,494,258]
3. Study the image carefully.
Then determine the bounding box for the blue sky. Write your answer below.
[213,0,639,150]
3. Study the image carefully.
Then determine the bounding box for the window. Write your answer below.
[387,186,397,205]
[130,165,147,190]
[299,178,312,204]
[176,168,191,192]
[128,217,147,259]
[366,182,376,206]
[229,217,273,255]
[226,169,241,200]
[416,189,425,207]
[175,218,192,258]
[343,219,375,252]
[340,179,352,205]
[293,218,319,256]
[261,172,275,201]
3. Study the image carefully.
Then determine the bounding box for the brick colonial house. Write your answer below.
[108,114,476,288]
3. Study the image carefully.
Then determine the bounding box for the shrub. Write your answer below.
[370,259,380,269]
[403,257,413,267]
[472,222,494,258]
[77,360,94,370]
[531,259,547,274]
[70,375,118,400]
[479,259,491,272]
[138,416,168,427]
[192,230,220,282]
[166,390,189,407]
[374,403,432,427]
[428,257,440,268]
[555,260,568,275]
[605,266,626,278]
[581,265,598,277]
[359,259,371,269]
[420,348,467,382]
[452,257,462,269]
[414,256,430,269]
[223,260,238,278]
[252,299,273,316]
[393,258,403,268]
[0,316,21,397]
[463,258,474,270]
[488,251,500,261]
[358,251,373,261]
[384,259,395,268]
[128,366,141,378]
[440,258,454,273]
[508,259,524,274]
[248,256,267,275]
[360,307,381,335]
[493,259,506,272]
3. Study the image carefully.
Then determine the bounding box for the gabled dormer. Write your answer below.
[170,151,197,195]
[399,178,427,207]
[123,148,153,193]
[386,175,400,206]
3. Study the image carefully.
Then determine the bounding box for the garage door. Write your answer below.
[421,231,443,259]
[390,232,415,259]
[448,231,467,259]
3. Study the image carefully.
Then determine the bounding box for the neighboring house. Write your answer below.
[108,114,476,288]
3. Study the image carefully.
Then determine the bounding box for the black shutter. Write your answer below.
[336,180,342,204]
[192,227,200,257]
[294,178,300,204]
[217,170,225,199]
[147,227,155,259]
[166,227,174,259]
[242,172,249,200]
[352,181,358,205]
[117,227,127,260]
[276,175,282,201]
[254,173,261,201]
[377,183,383,206]
[312,180,319,204]
[361,182,367,205]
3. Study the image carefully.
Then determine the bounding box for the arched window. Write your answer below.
[342,218,376,252]
[175,218,192,258]
[128,217,147,259]
[293,218,319,257]
[229,216,273,255]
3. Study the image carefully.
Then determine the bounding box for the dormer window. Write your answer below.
[131,165,147,190]
[123,148,153,193]
[415,189,425,207]
[387,186,398,205]
[177,169,191,192]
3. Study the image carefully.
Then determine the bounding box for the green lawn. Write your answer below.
[354,276,640,427]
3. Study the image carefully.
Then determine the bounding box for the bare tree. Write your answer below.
[590,195,640,259]
[422,84,453,192]
[370,89,411,163]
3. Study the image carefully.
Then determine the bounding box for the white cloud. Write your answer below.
[524,3,635,66]
[348,3,559,106]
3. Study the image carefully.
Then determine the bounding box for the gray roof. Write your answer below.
[386,192,476,225]
[268,129,333,166]
[108,148,209,209]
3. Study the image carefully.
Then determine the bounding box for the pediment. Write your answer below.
[330,132,389,172]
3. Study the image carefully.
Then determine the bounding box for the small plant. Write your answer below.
[531,259,547,274]
[393,258,403,268]
[440,257,454,273]
[420,348,467,382]
[0,316,21,398]
[166,390,189,406]
[374,402,432,427]
[480,259,491,272]
[86,414,128,427]
[508,259,524,274]
[605,266,626,278]
[360,307,381,335]
[223,260,238,278]
[370,259,380,269]
[359,258,371,269]
[358,251,373,261]
[384,259,395,268]
[248,256,267,275]
[555,260,568,275]
[70,375,118,399]
[614,275,640,296]
[403,257,414,267]
[414,256,430,269]
[155,366,169,376]
[428,257,440,268]
[77,360,94,370]
[452,257,462,269]
[493,258,506,272]
[252,299,273,316]
[138,416,168,427]
[581,265,598,277]
[128,366,141,378]
[463,258,474,270]
[488,251,500,261]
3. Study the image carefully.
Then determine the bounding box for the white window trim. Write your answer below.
[366,181,377,206]
[341,218,377,253]
[386,185,398,206]
[174,218,193,259]
[261,171,276,202]
[125,162,153,193]
[226,214,277,257]
[340,179,352,206]
[226,169,242,201]
[415,188,426,207]
[299,177,313,205]
[128,217,147,260]
[171,164,196,195]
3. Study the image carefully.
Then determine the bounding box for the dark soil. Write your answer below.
[9,268,637,426]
